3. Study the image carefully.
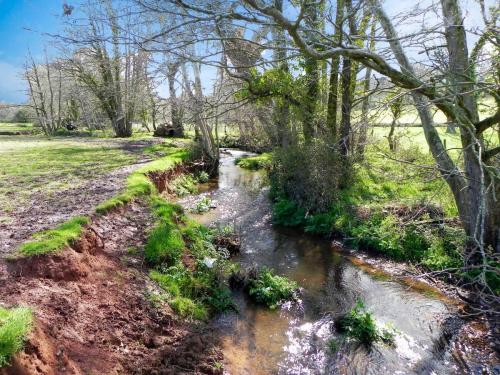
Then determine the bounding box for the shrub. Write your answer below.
[271,141,349,213]
[0,307,33,367]
[197,171,210,183]
[336,300,395,346]
[248,268,298,309]
[272,198,306,227]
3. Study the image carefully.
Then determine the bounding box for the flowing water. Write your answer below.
[178,149,491,375]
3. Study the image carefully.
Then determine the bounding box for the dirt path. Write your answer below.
[0,139,161,256]
[0,200,223,375]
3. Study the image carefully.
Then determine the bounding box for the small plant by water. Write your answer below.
[247,267,298,309]
[191,196,213,214]
[336,300,395,346]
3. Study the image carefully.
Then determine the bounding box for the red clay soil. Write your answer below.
[0,200,223,375]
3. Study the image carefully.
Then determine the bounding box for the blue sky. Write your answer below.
[0,0,495,103]
[0,0,63,103]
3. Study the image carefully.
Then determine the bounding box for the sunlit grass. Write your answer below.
[0,306,33,367]
[16,216,90,257]
[0,136,137,212]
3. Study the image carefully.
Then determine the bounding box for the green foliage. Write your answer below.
[170,297,208,320]
[248,268,298,309]
[0,307,33,367]
[271,141,348,213]
[237,68,298,106]
[235,153,272,170]
[147,204,235,320]
[171,174,198,197]
[191,197,212,214]
[145,199,185,266]
[196,171,210,183]
[337,301,395,346]
[145,225,185,266]
[16,216,90,257]
[272,198,306,227]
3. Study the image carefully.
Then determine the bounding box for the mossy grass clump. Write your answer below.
[247,267,298,309]
[336,300,395,346]
[235,153,272,170]
[0,307,33,367]
[16,216,90,257]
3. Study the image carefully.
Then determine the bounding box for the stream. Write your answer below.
[178,149,490,375]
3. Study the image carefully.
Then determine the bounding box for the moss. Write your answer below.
[16,216,90,257]
[235,153,272,170]
[0,307,33,367]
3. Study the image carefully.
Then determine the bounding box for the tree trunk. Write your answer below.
[339,57,352,156]
[167,63,184,137]
[326,0,344,142]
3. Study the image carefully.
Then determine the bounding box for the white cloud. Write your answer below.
[0,61,27,103]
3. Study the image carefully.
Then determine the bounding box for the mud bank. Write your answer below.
[1,202,222,374]
[0,141,228,374]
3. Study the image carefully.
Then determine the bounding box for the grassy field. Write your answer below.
[0,123,35,133]
[0,136,138,214]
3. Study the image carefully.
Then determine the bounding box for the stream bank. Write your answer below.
[178,149,499,375]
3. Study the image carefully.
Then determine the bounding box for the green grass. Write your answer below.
[0,307,33,367]
[147,199,234,320]
[0,123,35,133]
[95,146,189,213]
[0,136,137,213]
[235,153,272,170]
[16,216,90,257]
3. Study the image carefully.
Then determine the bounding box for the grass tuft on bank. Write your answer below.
[0,307,33,367]
[16,216,90,257]
[96,147,189,214]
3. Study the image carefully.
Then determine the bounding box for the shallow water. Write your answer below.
[179,149,478,375]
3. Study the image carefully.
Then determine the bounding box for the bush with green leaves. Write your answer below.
[271,141,349,213]
[336,300,395,346]
[248,268,298,309]
[0,307,33,367]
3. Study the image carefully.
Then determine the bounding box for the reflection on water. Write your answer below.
[178,149,471,375]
